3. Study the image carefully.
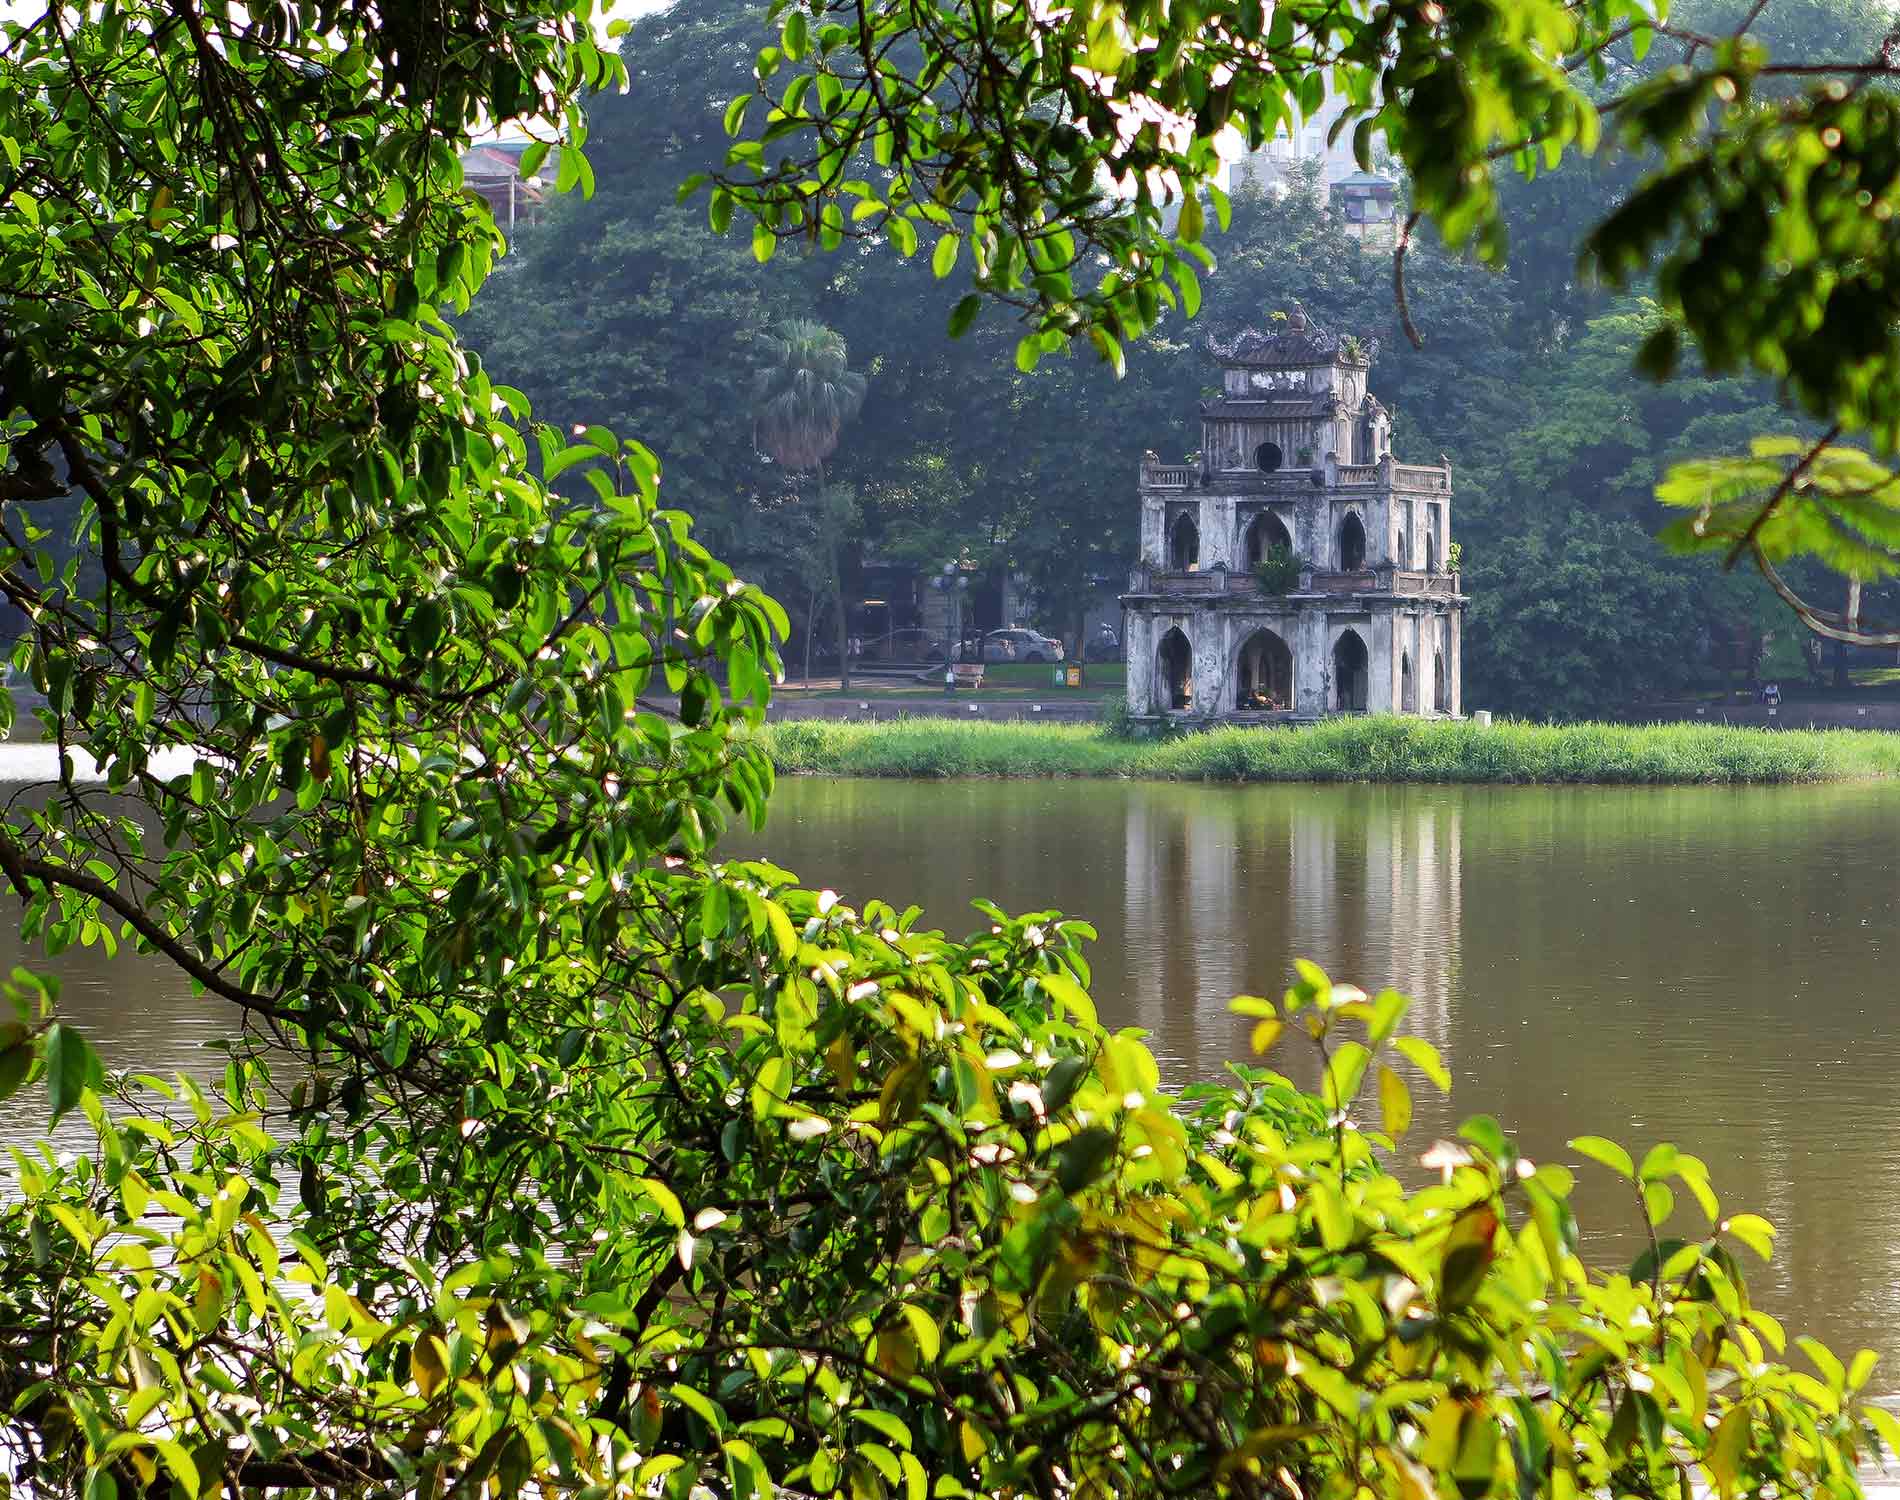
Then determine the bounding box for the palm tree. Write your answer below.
[750,319,868,687]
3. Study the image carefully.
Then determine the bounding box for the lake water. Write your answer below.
[5,771,1899,1388]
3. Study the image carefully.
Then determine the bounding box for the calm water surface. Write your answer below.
[4,773,1899,1386]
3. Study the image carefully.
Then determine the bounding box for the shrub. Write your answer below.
[1100,692,1138,738]
[1254,544,1305,595]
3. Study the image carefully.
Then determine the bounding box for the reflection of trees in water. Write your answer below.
[1118,788,1461,1078]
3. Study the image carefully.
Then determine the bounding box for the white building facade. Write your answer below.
[1122,308,1465,722]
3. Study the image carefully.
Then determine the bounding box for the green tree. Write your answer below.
[4,0,1900,1497]
[749,318,869,685]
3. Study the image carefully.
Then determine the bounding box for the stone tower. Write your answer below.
[1121,306,1465,721]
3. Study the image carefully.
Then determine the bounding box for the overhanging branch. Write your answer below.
[1751,546,1900,648]
[0,824,286,1021]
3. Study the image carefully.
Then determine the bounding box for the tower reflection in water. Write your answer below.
[1113,787,1461,1084]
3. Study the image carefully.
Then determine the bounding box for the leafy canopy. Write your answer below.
[704,0,1900,633]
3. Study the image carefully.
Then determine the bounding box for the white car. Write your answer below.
[983,627,1065,663]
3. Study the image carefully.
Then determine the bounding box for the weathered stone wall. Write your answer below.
[1126,311,1464,722]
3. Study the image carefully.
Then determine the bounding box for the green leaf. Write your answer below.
[1863,1401,1900,1461]
[781,9,807,59]
[931,232,958,278]
[1378,1064,1411,1138]
[1393,1036,1450,1092]
[638,1177,686,1227]
[0,1022,33,1103]
[1569,1134,1634,1178]
[1706,1405,1748,1496]
[1177,192,1203,243]
[1323,1041,1370,1110]
[1055,1126,1117,1194]
[900,1302,941,1364]
[946,294,982,338]
[1040,1055,1089,1116]
[1723,1212,1777,1260]
[1439,1204,1498,1311]
[852,1409,912,1449]
[44,1022,99,1125]
[752,1054,792,1119]
[672,1383,726,1436]
[1643,1180,1674,1227]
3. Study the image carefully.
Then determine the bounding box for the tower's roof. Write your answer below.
[1208,306,1376,368]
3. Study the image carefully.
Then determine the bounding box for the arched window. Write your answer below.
[1401,651,1416,713]
[1338,512,1366,571]
[1168,513,1200,571]
[1434,649,1449,713]
[1254,441,1283,473]
[1156,627,1193,713]
[1425,530,1439,573]
[1333,629,1368,713]
[1244,511,1293,566]
[1234,628,1293,711]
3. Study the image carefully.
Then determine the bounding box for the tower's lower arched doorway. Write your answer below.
[1234,628,1293,710]
[1244,511,1293,566]
[1401,650,1416,713]
[1435,648,1449,712]
[1338,512,1366,571]
[1333,629,1368,713]
[1156,627,1193,712]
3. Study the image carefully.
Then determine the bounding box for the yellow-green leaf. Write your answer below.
[1378,1064,1411,1138]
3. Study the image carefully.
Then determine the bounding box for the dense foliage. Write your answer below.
[460,0,1900,717]
[5,0,1900,1495]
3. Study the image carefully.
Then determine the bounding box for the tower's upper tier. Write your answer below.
[1199,306,1387,473]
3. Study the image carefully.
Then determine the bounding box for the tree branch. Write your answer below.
[1722,425,1839,571]
[1749,547,1900,648]
[0,823,285,1021]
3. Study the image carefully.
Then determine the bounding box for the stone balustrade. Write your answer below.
[1142,463,1196,488]
[1133,567,1462,597]
[1141,457,1449,492]
[1393,462,1451,492]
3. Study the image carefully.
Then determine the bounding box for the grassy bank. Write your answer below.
[753,715,1900,784]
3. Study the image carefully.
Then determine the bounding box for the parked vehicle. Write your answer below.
[983,627,1065,663]
[861,627,946,663]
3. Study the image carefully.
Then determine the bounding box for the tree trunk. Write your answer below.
[1834,576,1862,691]
[820,464,851,692]
[802,585,818,685]
[830,535,850,692]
